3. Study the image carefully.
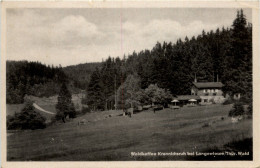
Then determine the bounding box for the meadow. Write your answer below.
[7,104,252,161]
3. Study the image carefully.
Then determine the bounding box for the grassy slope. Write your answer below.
[7,104,252,161]
[6,104,25,116]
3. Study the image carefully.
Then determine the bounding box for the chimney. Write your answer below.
[194,73,197,83]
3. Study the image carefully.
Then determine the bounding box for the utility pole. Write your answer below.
[115,74,117,110]
[213,71,215,82]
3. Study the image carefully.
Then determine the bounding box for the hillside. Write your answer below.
[6,61,68,104]
[85,10,252,111]
[7,104,252,161]
[63,62,102,90]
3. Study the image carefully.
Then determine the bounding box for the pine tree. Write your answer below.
[87,68,105,111]
[55,83,76,122]
[223,9,252,98]
[231,9,250,69]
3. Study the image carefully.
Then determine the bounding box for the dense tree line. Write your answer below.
[85,10,252,110]
[7,10,252,110]
[6,61,68,104]
[63,62,102,89]
[85,57,122,110]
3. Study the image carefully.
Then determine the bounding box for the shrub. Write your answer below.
[81,98,88,105]
[81,107,91,114]
[202,123,210,128]
[68,104,76,118]
[247,102,252,117]
[229,102,245,117]
[7,102,46,130]
[223,98,234,105]
[240,94,252,105]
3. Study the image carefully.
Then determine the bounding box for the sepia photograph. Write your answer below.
[1,1,259,167]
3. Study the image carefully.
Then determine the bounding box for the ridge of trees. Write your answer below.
[7,10,252,110]
[6,61,68,104]
[85,10,252,110]
[63,62,102,89]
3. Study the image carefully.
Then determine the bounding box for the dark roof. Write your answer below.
[193,82,223,89]
[175,95,201,101]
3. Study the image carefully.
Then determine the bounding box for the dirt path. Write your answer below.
[33,103,55,115]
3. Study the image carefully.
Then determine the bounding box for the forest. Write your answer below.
[63,62,102,89]
[85,10,252,110]
[6,61,68,103]
[7,10,252,110]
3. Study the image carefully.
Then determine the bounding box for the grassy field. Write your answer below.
[7,104,252,161]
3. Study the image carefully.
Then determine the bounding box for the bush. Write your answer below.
[68,104,77,118]
[223,98,234,105]
[81,107,91,114]
[240,94,252,105]
[202,123,210,128]
[247,102,252,117]
[81,98,88,105]
[229,102,245,117]
[7,102,46,130]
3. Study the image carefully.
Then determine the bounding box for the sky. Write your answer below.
[6,8,252,67]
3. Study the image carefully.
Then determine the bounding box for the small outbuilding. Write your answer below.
[170,99,180,109]
[175,95,201,107]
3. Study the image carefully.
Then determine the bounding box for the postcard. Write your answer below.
[1,1,259,168]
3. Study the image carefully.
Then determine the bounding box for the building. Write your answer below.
[175,95,201,107]
[191,81,225,104]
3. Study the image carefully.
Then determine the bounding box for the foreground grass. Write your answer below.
[7,104,252,161]
[186,137,252,160]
